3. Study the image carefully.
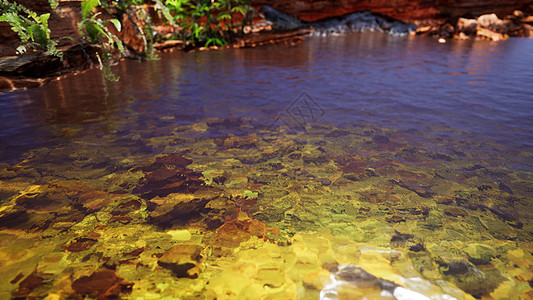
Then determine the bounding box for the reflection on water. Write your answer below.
[3,33,533,153]
[0,32,532,299]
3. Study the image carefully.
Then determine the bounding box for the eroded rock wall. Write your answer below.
[252,0,533,25]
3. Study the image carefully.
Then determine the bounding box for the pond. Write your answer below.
[0,32,532,299]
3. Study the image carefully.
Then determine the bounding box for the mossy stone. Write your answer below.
[464,243,497,265]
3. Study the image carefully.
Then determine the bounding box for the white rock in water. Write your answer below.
[394,287,431,300]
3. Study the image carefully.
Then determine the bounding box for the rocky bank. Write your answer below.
[253,0,533,25]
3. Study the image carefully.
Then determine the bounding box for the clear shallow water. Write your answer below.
[0,33,532,299]
[1,33,532,161]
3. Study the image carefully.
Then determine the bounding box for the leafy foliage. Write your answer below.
[48,0,59,10]
[0,0,61,57]
[153,0,176,27]
[0,0,256,83]
[79,0,123,50]
[78,0,124,81]
[165,0,254,48]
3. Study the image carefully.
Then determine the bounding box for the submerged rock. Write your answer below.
[463,243,497,265]
[14,272,45,298]
[71,270,133,299]
[320,264,446,300]
[63,237,98,252]
[335,265,396,291]
[0,118,531,298]
[211,218,271,249]
[147,192,218,228]
[157,244,203,278]
[437,259,506,298]
[133,154,206,200]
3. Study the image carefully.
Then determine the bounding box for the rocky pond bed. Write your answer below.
[0,117,531,299]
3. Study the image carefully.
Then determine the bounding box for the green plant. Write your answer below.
[137,7,159,60]
[0,0,61,57]
[78,0,124,81]
[153,0,176,27]
[79,0,123,50]
[48,0,59,10]
[99,0,163,59]
[96,51,119,81]
[164,0,253,48]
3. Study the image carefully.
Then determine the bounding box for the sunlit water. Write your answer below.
[0,33,532,299]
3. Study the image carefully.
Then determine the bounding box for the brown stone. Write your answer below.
[341,161,367,175]
[0,44,101,92]
[233,28,311,48]
[456,32,471,39]
[155,154,192,168]
[457,18,479,35]
[415,25,435,35]
[15,273,44,297]
[10,273,24,284]
[123,247,145,257]
[477,13,512,33]
[522,15,533,23]
[157,244,203,278]
[64,237,98,252]
[148,194,215,228]
[398,170,431,186]
[436,195,454,205]
[78,190,113,211]
[386,214,406,223]
[154,39,184,51]
[72,270,133,299]
[211,218,269,248]
[133,154,205,200]
[477,27,507,40]
[234,196,258,216]
[118,199,142,209]
[444,207,469,218]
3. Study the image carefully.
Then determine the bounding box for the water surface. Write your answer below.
[0,33,532,299]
